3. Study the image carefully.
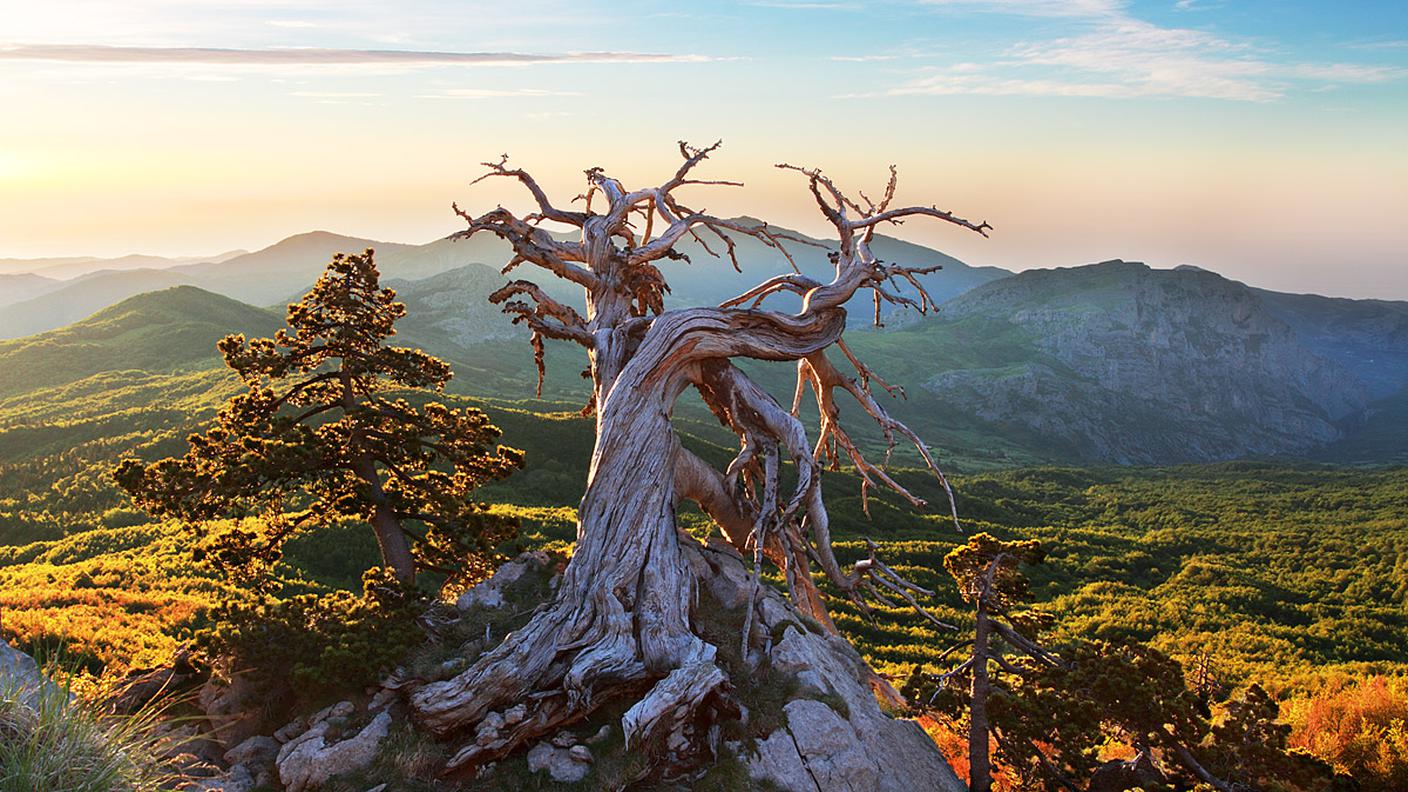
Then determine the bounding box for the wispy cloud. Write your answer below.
[748,1,862,10]
[289,90,382,98]
[915,0,1123,18]
[827,53,895,61]
[830,54,898,62]
[1284,62,1404,82]
[414,87,578,99]
[266,20,320,29]
[1346,39,1408,51]
[0,43,715,67]
[875,13,1405,102]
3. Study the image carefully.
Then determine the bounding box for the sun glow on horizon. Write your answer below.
[0,0,1404,298]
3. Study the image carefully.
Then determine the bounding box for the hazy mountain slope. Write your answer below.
[0,250,247,279]
[1252,288,1408,400]
[390,264,525,345]
[1317,386,1408,465]
[0,268,199,339]
[4,236,1403,466]
[172,231,418,305]
[373,256,1408,466]
[374,233,518,282]
[0,286,279,398]
[914,261,1380,463]
[0,273,62,306]
[6,221,1002,328]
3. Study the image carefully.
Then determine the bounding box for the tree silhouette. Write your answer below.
[113,249,522,587]
[907,534,1340,791]
[927,533,1060,792]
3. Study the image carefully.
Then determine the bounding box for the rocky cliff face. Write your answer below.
[928,261,1376,463]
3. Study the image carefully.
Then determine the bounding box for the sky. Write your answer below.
[1,0,1405,298]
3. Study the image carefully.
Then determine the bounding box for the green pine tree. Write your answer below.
[113,249,522,587]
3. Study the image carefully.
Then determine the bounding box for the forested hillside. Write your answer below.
[1,283,1404,694]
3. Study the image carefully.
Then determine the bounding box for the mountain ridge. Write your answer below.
[2,236,1404,466]
[912,260,1398,463]
[0,286,279,399]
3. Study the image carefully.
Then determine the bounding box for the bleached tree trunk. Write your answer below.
[409,143,990,780]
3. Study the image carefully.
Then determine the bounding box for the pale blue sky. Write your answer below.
[1,1,1405,297]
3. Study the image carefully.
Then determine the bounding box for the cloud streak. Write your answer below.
[879,16,1405,102]
[0,43,714,67]
[916,0,1123,18]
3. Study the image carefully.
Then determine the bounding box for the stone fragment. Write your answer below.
[276,711,392,792]
[526,742,591,783]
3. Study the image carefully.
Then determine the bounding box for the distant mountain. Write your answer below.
[1319,385,1408,464]
[906,260,1400,463]
[4,223,1006,331]
[171,231,420,305]
[1251,288,1408,400]
[0,286,278,398]
[0,269,199,339]
[4,231,1404,467]
[382,221,1009,323]
[0,273,62,307]
[0,250,246,280]
[390,263,525,349]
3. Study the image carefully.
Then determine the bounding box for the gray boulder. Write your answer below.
[0,640,62,708]
[276,709,393,792]
[456,551,550,611]
[526,740,592,784]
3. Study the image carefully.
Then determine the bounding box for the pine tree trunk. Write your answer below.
[969,601,993,792]
[370,500,416,586]
[352,455,417,586]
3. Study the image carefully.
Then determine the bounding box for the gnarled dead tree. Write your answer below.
[410,142,990,778]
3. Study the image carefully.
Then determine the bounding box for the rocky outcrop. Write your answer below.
[106,649,204,715]
[455,550,551,611]
[526,739,593,783]
[448,540,966,791]
[1089,749,1166,792]
[197,664,269,751]
[691,541,966,792]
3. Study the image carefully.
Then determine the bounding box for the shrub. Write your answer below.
[194,567,425,707]
[1287,675,1408,791]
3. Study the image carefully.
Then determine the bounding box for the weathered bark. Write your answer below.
[412,142,990,780]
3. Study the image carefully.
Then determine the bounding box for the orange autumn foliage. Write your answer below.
[1286,675,1408,791]
[919,714,1023,791]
